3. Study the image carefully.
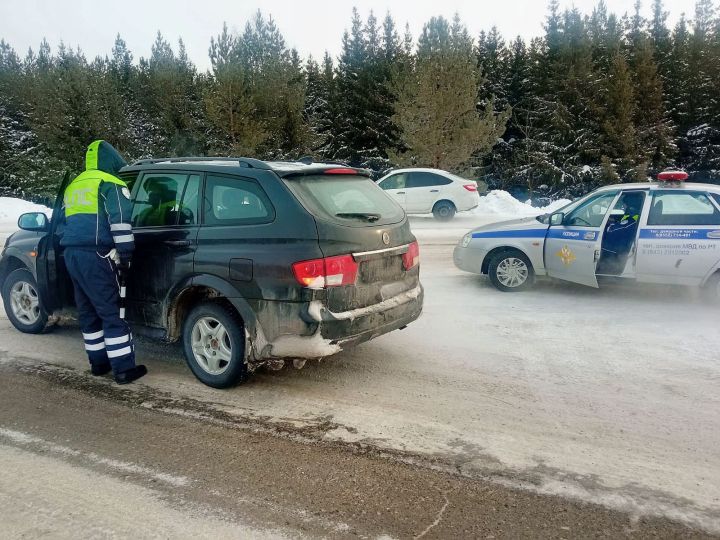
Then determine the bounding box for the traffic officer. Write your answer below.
[59,140,147,384]
[597,192,644,274]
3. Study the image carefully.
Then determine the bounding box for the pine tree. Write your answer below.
[205,23,262,155]
[602,52,637,171]
[392,16,508,172]
[650,0,672,72]
[681,1,720,174]
[334,8,400,168]
[140,32,205,156]
[631,36,676,170]
[477,26,509,113]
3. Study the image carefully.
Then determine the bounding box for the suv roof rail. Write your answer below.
[130,156,272,170]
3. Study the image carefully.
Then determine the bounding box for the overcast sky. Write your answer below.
[0,0,700,71]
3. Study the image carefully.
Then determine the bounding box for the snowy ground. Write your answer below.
[1,191,718,532]
[1,230,719,533]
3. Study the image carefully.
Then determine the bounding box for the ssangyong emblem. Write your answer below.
[382,232,390,245]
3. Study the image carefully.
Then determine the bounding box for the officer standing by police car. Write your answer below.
[60,140,147,384]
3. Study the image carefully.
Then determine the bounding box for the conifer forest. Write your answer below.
[1,0,719,201]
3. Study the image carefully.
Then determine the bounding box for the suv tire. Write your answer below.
[2,268,49,334]
[182,302,249,388]
[487,250,535,292]
[432,201,456,221]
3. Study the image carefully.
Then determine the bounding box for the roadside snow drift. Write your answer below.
[474,190,571,217]
[0,197,51,228]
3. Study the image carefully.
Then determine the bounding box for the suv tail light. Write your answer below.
[402,241,420,270]
[463,184,478,192]
[292,254,359,289]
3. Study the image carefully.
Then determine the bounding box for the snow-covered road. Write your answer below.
[1,219,719,532]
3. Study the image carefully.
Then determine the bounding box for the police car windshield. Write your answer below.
[535,198,580,224]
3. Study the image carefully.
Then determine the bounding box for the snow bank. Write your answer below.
[0,197,52,227]
[473,190,571,217]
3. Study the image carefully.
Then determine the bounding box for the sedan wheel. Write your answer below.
[496,257,529,288]
[488,251,535,292]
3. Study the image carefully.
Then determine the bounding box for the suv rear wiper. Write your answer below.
[335,212,381,222]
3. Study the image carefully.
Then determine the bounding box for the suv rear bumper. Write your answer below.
[312,284,423,346]
[252,285,424,360]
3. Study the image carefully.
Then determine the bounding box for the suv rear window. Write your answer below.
[284,175,405,227]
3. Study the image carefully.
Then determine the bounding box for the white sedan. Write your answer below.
[454,172,720,298]
[377,168,480,220]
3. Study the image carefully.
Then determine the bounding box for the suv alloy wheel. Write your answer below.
[1,268,49,333]
[182,302,249,388]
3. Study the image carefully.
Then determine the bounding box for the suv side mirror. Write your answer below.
[18,212,49,232]
[549,212,565,226]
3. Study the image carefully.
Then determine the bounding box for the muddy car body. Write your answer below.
[0,158,424,387]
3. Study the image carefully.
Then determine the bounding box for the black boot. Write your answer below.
[115,365,147,385]
[91,363,112,376]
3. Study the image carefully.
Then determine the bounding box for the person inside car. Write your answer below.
[597,192,645,275]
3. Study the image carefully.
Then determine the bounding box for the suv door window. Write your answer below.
[564,191,617,227]
[204,175,274,226]
[379,173,407,190]
[647,191,720,225]
[407,172,452,188]
[177,174,201,225]
[132,173,192,228]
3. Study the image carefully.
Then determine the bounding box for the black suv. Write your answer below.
[0,158,424,387]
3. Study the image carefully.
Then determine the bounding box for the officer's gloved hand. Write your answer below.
[108,248,121,265]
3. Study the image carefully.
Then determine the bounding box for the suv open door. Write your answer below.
[36,171,74,313]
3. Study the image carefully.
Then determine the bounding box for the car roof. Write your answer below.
[596,182,720,193]
[121,157,370,178]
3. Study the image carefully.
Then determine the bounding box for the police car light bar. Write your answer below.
[657,170,689,182]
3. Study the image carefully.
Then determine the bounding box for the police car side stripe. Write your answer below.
[471,229,547,239]
[639,228,720,240]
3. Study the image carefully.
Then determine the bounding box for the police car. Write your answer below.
[453,172,720,299]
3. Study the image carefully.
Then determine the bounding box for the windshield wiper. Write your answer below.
[336,212,381,222]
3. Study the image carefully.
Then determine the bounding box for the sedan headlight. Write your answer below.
[461,233,472,247]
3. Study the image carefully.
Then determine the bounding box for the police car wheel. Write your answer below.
[433,201,456,221]
[182,302,249,388]
[704,272,720,303]
[1,268,49,334]
[488,251,534,292]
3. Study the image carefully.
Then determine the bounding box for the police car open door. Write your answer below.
[544,191,621,288]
